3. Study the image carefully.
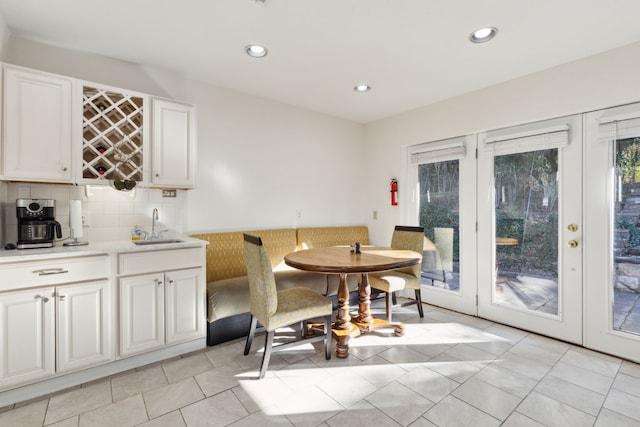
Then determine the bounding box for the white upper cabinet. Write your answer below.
[151,98,196,188]
[2,65,73,182]
[0,63,197,188]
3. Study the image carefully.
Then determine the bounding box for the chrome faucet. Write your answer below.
[151,208,159,239]
[150,208,168,240]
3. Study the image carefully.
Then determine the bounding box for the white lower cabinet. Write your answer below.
[165,268,205,344]
[119,273,165,356]
[0,287,55,389]
[0,279,112,389]
[56,280,112,373]
[118,250,205,358]
[0,245,205,399]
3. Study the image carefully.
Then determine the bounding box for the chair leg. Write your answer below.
[244,315,258,355]
[414,289,424,318]
[324,315,332,360]
[259,330,275,379]
[385,292,393,322]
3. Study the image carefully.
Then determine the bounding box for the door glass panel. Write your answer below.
[418,160,459,292]
[614,137,640,335]
[493,149,559,315]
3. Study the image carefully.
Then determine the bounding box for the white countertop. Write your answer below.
[0,236,207,263]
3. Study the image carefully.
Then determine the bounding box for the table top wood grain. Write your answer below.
[284,246,421,274]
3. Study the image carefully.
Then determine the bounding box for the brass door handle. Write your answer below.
[568,240,578,248]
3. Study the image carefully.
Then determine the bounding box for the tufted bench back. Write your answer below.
[296,226,369,250]
[191,226,370,284]
[190,228,297,283]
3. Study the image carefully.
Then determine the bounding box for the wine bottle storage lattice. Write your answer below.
[82,86,143,181]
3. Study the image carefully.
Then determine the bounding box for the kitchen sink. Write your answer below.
[133,239,184,246]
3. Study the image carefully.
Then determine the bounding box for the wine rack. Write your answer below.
[82,86,144,182]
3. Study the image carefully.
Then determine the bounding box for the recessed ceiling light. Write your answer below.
[469,27,498,43]
[245,44,268,58]
[354,84,371,93]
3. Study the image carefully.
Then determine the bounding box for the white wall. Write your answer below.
[364,41,640,245]
[184,81,366,232]
[0,36,367,243]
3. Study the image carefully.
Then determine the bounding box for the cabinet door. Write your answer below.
[57,280,113,373]
[165,268,205,344]
[120,273,164,356]
[3,66,72,182]
[0,287,55,389]
[151,98,196,188]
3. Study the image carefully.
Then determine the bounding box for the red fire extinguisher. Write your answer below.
[390,178,398,206]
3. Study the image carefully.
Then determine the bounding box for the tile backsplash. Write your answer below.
[2,183,187,245]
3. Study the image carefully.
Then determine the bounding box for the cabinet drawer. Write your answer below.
[118,248,204,276]
[0,256,109,292]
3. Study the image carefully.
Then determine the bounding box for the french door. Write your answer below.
[476,115,583,343]
[407,135,477,315]
[409,110,640,361]
[584,103,640,363]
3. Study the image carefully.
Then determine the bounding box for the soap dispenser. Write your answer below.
[131,225,142,241]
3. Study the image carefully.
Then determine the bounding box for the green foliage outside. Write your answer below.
[416,137,640,276]
[420,203,459,262]
[616,138,640,256]
[418,150,560,277]
[617,220,640,250]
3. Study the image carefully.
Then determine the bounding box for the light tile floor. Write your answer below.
[2,301,640,426]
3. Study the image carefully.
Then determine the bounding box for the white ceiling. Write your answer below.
[1,0,640,123]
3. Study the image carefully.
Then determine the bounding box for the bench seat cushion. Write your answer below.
[206,269,330,322]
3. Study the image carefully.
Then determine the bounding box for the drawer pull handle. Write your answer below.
[168,279,174,285]
[59,295,66,302]
[34,295,50,303]
[33,268,69,276]
[155,279,163,286]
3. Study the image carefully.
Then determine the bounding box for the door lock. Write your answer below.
[568,240,579,248]
[567,224,578,232]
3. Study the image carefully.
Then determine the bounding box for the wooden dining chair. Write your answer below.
[369,225,425,321]
[242,233,333,379]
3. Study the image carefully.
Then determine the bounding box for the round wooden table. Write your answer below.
[285,246,421,357]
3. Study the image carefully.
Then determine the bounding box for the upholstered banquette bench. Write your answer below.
[190,226,369,345]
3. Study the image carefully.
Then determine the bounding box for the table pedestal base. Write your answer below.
[331,319,405,358]
[331,265,406,358]
[331,325,360,359]
[355,317,405,336]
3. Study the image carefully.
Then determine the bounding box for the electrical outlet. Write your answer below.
[296,209,302,219]
[373,210,378,220]
[82,211,91,227]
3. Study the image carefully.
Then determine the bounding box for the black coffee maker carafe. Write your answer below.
[16,199,62,249]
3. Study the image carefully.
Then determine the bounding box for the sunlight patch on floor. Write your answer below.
[235,322,512,416]
[348,322,512,348]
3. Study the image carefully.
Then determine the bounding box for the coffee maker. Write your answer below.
[16,199,62,249]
